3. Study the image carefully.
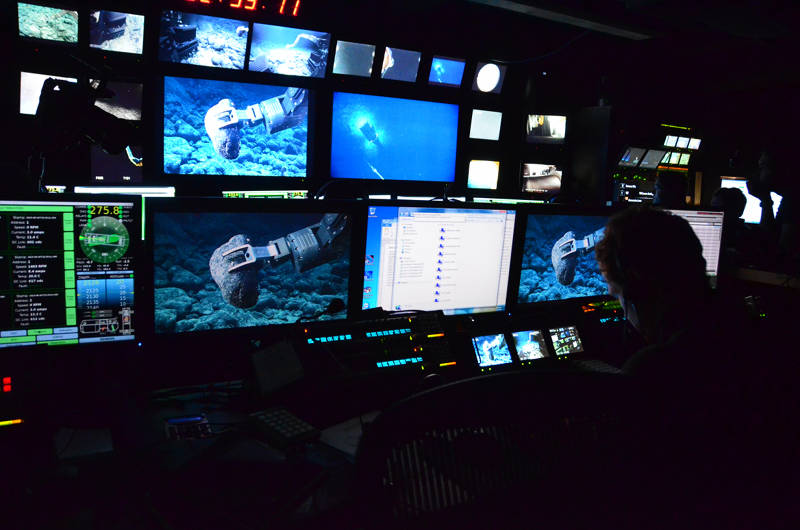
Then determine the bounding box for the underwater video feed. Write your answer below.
[92,81,143,121]
[153,211,351,334]
[159,11,247,70]
[526,115,567,144]
[518,214,609,303]
[549,326,583,356]
[467,160,499,190]
[89,11,144,54]
[380,47,421,81]
[512,330,549,361]
[332,41,376,77]
[521,163,562,194]
[472,333,512,367]
[18,3,78,43]
[330,92,458,181]
[469,109,503,141]
[91,144,143,185]
[429,57,466,87]
[19,72,77,115]
[248,24,330,77]
[163,76,307,177]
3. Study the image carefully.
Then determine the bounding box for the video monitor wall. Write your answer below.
[248,24,330,77]
[163,76,308,178]
[363,206,516,314]
[330,92,459,182]
[159,11,247,69]
[526,114,566,144]
[517,214,609,304]
[151,203,352,335]
[380,47,422,81]
[89,10,144,54]
[18,2,78,43]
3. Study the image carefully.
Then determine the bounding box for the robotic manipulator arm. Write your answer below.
[210,214,349,309]
[551,227,605,286]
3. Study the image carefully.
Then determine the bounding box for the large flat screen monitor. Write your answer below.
[163,76,308,178]
[0,197,140,348]
[362,205,516,314]
[150,200,353,335]
[330,92,458,182]
[517,213,610,304]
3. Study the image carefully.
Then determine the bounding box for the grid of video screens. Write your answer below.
[664,136,701,150]
[549,326,583,355]
[89,11,144,54]
[248,24,330,77]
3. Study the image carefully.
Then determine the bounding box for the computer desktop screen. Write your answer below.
[362,205,516,314]
[330,92,458,181]
[517,213,610,303]
[666,210,724,280]
[0,197,140,348]
[150,201,353,335]
[719,178,782,224]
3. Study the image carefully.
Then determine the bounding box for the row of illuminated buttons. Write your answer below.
[306,334,352,344]
[376,357,423,368]
[366,328,411,338]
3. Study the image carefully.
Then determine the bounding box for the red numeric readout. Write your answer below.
[186,0,299,15]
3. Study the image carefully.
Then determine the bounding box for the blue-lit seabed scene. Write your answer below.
[18,3,78,42]
[153,212,350,334]
[159,11,247,69]
[249,24,330,77]
[164,76,307,176]
[518,215,609,303]
[330,92,458,181]
[473,334,512,367]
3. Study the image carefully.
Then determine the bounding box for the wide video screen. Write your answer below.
[89,10,145,54]
[330,92,458,181]
[163,76,308,177]
[472,333,512,367]
[159,11,247,69]
[18,2,78,43]
[526,114,566,144]
[248,24,330,77]
[518,214,609,303]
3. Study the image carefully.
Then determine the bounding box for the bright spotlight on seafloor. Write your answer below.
[476,63,501,92]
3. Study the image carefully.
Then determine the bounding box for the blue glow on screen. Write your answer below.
[330,92,458,181]
[429,57,466,86]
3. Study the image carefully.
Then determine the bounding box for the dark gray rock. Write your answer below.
[209,234,260,308]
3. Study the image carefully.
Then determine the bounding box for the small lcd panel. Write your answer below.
[669,152,681,165]
[679,153,691,166]
[467,160,499,190]
[618,147,646,167]
[330,92,458,182]
[163,76,307,177]
[18,2,78,43]
[380,47,421,82]
[664,135,678,147]
[640,149,667,169]
[521,163,562,194]
[158,11,247,69]
[248,24,330,77]
[549,326,583,355]
[428,57,466,87]
[20,72,77,115]
[518,214,609,303]
[688,138,701,150]
[469,109,503,141]
[472,62,507,93]
[89,10,145,54]
[472,334,512,367]
[676,137,690,149]
[526,115,566,144]
[332,41,375,77]
[512,330,549,361]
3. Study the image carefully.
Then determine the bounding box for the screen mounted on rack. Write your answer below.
[472,333,512,367]
[362,205,516,315]
[380,47,421,81]
[159,11,247,69]
[526,115,566,144]
[512,330,549,361]
[248,24,330,77]
[18,2,78,43]
[0,198,139,348]
[330,92,458,182]
[89,11,145,54]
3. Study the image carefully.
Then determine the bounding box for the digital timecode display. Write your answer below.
[186,0,303,16]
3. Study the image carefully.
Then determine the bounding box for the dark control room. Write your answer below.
[1,1,798,528]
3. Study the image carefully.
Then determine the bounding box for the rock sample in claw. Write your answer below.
[551,231,577,286]
[210,234,259,308]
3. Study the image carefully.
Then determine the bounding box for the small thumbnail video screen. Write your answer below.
[688,138,701,150]
[248,24,330,77]
[159,11,247,69]
[618,147,646,167]
[512,330,549,361]
[549,326,583,356]
[469,109,503,141]
[526,115,566,144]
[152,212,351,334]
[163,76,307,177]
[381,47,421,81]
[330,92,458,181]
[429,57,466,87]
[521,163,562,194]
[332,41,375,77]
[89,11,144,54]
[91,141,143,184]
[467,160,500,190]
[19,72,77,115]
[518,214,609,303]
[669,152,681,165]
[639,149,666,169]
[679,153,691,165]
[664,135,678,147]
[676,137,690,149]
[473,62,506,93]
[18,2,77,43]
[92,81,143,121]
[472,333,513,367]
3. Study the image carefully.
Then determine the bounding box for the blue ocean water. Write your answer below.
[153,212,350,334]
[159,12,247,69]
[518,214,609,303]
[163,76,307,177]
[18,3,78,42]
[330,92,458,181]
[249,24,329,77]
[429,58,465,86]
